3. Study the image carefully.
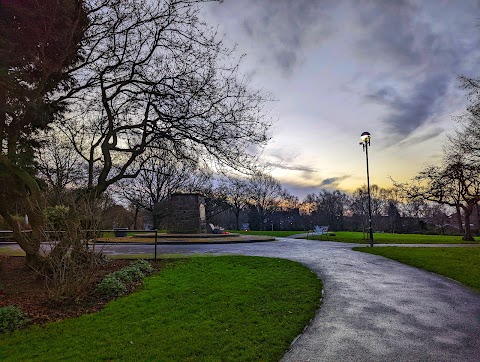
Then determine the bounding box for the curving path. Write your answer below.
[4,238,480,361]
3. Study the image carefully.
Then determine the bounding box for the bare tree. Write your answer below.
[449,75,480,232]
[305,189,348,230]
[60,0,271,200]
[217,175,250,230]
[394,75,480,240]
[350,184,388,231]
[456,76,480,157]
[395,152,480,241]
[247,173,286,230]
[119,150,211,229]
[36,135,86,205]
[422,203,452,234]
[203,186,231,225]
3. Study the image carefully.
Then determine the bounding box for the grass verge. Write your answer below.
[233,230,306,237]
[100,230,167,238]
[95,234,273,244]
[306,231,479,244]
[354,247,480,292]
[0,256,322,361]
[0,247,25,256]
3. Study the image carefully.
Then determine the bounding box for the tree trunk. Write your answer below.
[0,157,48,269]
[152,212,159,230]
[476,202,480,236]
[0,209,46,269]
[455,205,464,234]
[234,210,240,230]
[463,207,475,241]
[133,207,139,230]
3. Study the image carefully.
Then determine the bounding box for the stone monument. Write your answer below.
[167,193,207,234]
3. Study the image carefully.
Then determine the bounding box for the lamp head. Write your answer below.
[360,131,371,145]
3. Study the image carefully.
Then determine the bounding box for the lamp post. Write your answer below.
[360,131,374,247]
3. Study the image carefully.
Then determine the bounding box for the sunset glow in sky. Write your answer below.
[201,0,480,198]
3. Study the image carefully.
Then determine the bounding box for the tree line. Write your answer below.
[114,173,463,236]
[34,152,465,237]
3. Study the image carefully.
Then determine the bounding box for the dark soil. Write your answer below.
[0,255,155,325]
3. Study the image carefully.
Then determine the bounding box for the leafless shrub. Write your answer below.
[33,199,107,302]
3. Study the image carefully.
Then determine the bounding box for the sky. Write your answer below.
[200,0,480,199]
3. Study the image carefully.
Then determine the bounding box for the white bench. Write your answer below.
[209,223,225,234]
[307,225,329,240]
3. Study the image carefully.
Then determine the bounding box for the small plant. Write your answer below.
[44,205,70,230]
[96,260,153,299]
[132,259,154,274]
[0,306,29,333]
[96,275,127,298]
[110,269,134,284]
[122,265,145,282]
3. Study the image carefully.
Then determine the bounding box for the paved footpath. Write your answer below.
[5,239,480,361]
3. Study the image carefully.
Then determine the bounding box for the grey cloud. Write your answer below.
[319,176,350,188]
[366,86,399,105]
[366,75,450,138]
[242,0,335,75]
[355,0,423,66]
[396,127,444,147]
[275,50,298,74]
[209,0,337,75]
[354,1,469,69]
[267,147,300,163]
[281,175,352,199]
[265,147,318,176]
[353,0,480,140]
[388,76,449,137]
[279,183,320,200]
[266,162,317,173]
[208,0,480,140]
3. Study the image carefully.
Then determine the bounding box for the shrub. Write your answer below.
[0,306,29,333]
[132,259,154,274]
[96,260,153,299]
[110,269,134,284]
[96,275,127,298]
[44,205,70,230]
[43,248,101,302]
[122,266,145,282]
[0,215,30,231]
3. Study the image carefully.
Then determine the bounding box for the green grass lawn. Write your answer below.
[100,230,167,238]
[231,230,479,243]
[305,231,479,244]
[354,247,480,292]
[0,256,322,361]
[0,247,24,256]
[233,230,306,237]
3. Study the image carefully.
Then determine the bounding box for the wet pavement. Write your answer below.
[3,238,480,361]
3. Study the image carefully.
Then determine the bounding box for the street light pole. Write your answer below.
[360,132,374,247]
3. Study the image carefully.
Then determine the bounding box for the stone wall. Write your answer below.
[167,193,207,234]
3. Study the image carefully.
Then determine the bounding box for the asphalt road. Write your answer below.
[4,238,480,361]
